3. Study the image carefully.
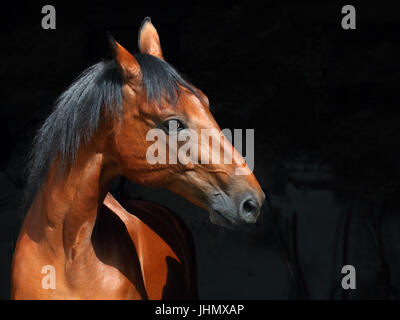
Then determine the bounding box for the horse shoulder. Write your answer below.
[103,193,198,299]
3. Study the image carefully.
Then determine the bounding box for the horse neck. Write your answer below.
[31,145,119,261]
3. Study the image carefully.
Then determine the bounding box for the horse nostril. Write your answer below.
[243,199,257,214]
[240,197,260,223]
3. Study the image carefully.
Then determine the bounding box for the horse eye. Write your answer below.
[163,119,185,134]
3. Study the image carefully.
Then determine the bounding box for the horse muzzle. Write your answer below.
[208,191,265,229]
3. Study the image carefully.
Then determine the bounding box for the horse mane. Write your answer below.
[21,53,198,219]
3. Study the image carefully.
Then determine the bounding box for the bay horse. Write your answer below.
[11,17,265,299]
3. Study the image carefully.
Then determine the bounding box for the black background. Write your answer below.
[0,0,399,299]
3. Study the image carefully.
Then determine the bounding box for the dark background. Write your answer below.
[0,0,399,299]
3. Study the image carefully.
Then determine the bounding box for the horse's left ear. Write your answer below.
[107,31,140,80]
[138,17,164,60]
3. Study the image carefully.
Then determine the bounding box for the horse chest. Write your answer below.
[12,231,145,300]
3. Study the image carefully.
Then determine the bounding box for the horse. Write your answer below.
[11,17,265,299]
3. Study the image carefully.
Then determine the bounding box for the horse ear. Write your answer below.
[138,17,164,60]
[107,32,140,79]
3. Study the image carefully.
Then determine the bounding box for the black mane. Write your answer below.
[22,53,197,217]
